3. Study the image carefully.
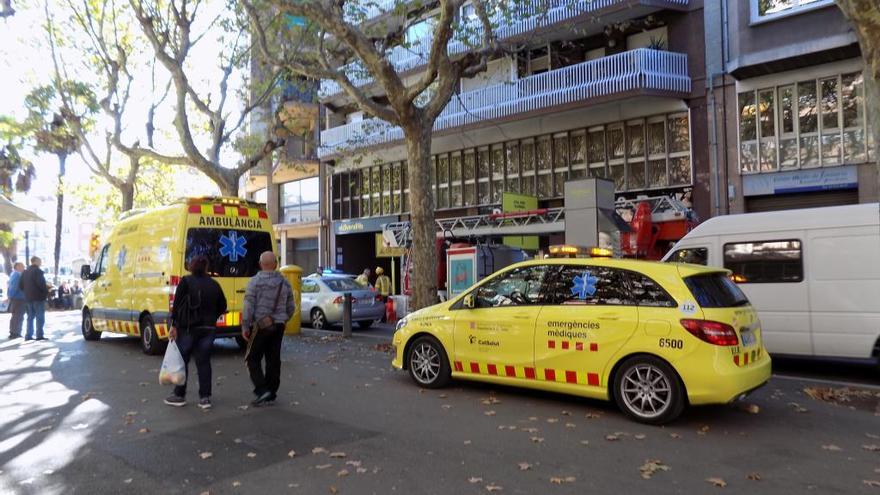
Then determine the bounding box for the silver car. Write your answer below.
[301,275,385,329]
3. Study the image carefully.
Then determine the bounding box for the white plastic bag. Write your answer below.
[159,340,186,385]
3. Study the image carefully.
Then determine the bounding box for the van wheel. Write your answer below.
[613,356,685,425]
[310,309,327,329]
[407,336,451,389]
[82,309,101,341]
[140,315,162,356]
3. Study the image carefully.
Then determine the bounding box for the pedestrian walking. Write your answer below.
[375,267,391,299]
[355,267,371,287]
[164,255,227,409]
[19,257,48,341]
[7,262,25,339]
[242,251,295,407]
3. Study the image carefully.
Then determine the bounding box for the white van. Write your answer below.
[662,203,880,364]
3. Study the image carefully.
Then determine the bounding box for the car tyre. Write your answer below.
[140,315,163,356]
[82,309,101,341]
[310,308,327,330]
[613,355,685,425]
[357,320,374,329]
[407,335,451,389]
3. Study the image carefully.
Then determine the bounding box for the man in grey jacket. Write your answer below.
[242,251,296,406]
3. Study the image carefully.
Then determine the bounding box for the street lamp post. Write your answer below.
[24,230,29,262]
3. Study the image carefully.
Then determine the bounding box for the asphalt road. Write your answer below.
[1,311,879,494]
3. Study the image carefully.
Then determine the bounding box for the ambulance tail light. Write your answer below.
[680,319,739,346]
[169,275,181,312]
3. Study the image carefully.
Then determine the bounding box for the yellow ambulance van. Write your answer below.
[79,197,277,354]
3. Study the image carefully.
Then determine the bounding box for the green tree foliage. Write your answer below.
[0,117,37,272]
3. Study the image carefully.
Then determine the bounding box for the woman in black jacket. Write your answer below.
[165,255,227,409]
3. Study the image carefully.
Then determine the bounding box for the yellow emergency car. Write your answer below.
[79,197,277,354]
[392,258,771,424]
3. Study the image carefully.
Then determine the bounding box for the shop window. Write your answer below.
[758,89,777,171]
[491,145,505,203]
[463,152,476,206]
[437,155,449,209]
[536,137,552,198]
[478,148,491,204]
[450,152,463,207]
[505,141,520,193]
[820,77,841,165]
[626,121,646,190]
[587,127,606,179]
[569,132,586,181]
[553,136,568,197]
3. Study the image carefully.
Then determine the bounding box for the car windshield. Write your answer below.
[323,278,361,291]
[684,273,749,308]
[185,228,273,277]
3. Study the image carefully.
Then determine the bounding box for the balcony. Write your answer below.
[321,0,690,99]
[319,48,690,157]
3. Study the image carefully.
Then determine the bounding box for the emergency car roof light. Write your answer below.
[549,245,580,257]
[680,319,739,346]
[588,247,613,258]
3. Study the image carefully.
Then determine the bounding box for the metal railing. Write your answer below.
[319,49,690,156]
[322,0,689,97]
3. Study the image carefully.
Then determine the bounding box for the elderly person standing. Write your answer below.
[242,251,295,407]
[7,262,25,339]
[20,257,48,341]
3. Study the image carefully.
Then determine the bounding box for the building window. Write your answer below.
[737,72,871,174]
[751,0,834,23]
[253,188,268,205]
[281,177,320,224]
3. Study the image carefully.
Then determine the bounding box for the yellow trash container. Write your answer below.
[280,265,302,335]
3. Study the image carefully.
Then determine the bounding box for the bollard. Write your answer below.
[342,292,353,338]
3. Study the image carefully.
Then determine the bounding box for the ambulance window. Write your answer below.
[473,265,547,308]
[185,228,273,277]
[542,265,635,306]
[95,244,111,276]
[667,247,708,265]
[627,272,675,307]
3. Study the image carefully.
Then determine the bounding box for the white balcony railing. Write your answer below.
[319,48,690,157]
[322,0,689,98]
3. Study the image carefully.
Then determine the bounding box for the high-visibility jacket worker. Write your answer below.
[355,268,371,287]
[375,267,391,297]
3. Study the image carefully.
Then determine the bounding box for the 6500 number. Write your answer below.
[658,338,684,349]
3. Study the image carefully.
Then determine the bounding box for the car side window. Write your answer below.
[542,265,635,306]
[627,272,676,307]
[95,244,111,276]
[301,281,319,293]
[473,265,548,308]
[667,247,708,265]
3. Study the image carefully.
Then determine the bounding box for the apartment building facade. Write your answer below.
[319,0,709,277]
[705,0,877,214]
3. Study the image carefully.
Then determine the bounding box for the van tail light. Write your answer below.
[680,319,739,346]
[169,275,180,312]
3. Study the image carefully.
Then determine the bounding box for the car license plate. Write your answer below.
[741,331,756,347]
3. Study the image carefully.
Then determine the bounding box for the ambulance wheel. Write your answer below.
[407,336,450,389]
[310,309,327,329]
[235,336,248,350]
[140,315,162,356]
[613,355,685,425]
[82,309,101,341]
[357,320,374,329]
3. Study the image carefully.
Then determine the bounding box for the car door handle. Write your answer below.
[598,313,619,321]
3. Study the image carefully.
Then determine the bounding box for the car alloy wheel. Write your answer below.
[311,309,326,329]
[410,342,441,385]
[620,363,672,420]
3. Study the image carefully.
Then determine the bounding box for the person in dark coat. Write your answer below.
[164,255,227,409]
[7,262,25,339]
[19,257,48,341]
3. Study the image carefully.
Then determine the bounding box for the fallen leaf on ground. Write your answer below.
[215,430,222,435]
[788,402,808,413]
[288,450,297,458]
[71,423,89,430]
[747,473,762,481]
[441,405,452,410]
[247,452,257,458]
[670,433,681,439]
[468,477,483,484]
[232,481,241,487]
[822,444,842,451]
[329,452,346,458]
[234,438,243,444]
[864,445,880,452]
[138,428,150,434]
[522,427,538,434]
[546,418,558,424]
[484,410,496,416]
[356,467,367,474]
[337,469,349,477]
[528,416,538,421]
[124,479,132,484]
[200,452,213,460]
[37,426,52,433]
[464,440,472,445]
[329,486,338,494]
[866,433,880,440]
[438,394,447,398]
[312,447,328,454]
[345,460,361,467]
[580,440,589,445]
[639,460,670,479]
[237,405,249,411]
[585,412,601,419]
[565,423,576,428]
[315,464,332,470]
[605,434,619,441]
[485,484,503,492]
[561,410,571,416]
[634,434,646,440]
[518,462,532,471]
[530,437,544,443]
[698,425,710,435]
[864,480,880,488]
[706,477,727,487]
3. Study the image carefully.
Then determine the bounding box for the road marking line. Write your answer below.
[772,373,880,390]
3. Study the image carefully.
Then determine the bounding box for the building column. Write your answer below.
[279,229,289,266]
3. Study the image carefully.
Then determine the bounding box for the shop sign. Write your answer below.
[334,215,397,235]
[742,166,858,196]
[501,192,539,250]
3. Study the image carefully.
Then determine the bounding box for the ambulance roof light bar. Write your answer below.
[548,245,614,259]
